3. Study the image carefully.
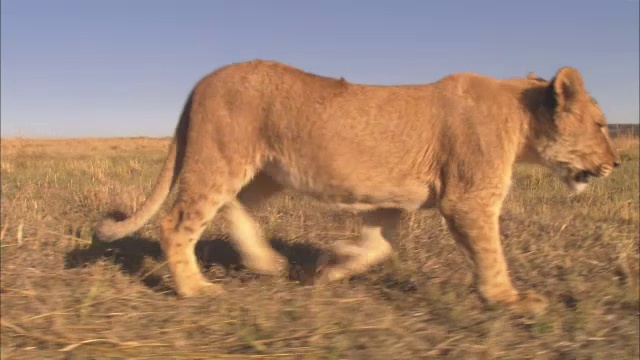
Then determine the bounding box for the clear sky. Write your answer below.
[2,0,638,138]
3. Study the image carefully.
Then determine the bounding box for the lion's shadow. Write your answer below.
[64,234,326,294]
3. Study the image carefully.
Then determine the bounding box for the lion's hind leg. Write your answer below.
[222,173,288,275]
[159,160,257,297]
[317,208,402,283]
[159,190,228,298]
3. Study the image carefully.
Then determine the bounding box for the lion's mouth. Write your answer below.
[573,170,591,184]
[555,164,599,194]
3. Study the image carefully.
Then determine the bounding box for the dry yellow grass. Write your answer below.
[1,136,638,359]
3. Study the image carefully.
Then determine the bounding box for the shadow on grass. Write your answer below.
[64,233,327,294]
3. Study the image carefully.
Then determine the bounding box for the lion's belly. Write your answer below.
[262,160,434,211]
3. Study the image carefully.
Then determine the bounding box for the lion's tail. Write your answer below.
[94,138,179,241]
[94,95,191,242]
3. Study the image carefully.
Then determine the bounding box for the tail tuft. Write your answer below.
[94,210,131,242]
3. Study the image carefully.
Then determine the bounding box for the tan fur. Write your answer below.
[95,60,620,313]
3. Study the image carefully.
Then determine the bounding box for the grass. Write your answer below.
[1,135,638,359]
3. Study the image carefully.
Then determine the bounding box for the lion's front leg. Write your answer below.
[317,208,402,283]
[440,196,548,314]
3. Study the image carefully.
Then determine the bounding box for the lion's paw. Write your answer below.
[314,262,350,285]
[511,291,549,314]
[332,240,365,258]
[315,268,340,284]
[490,291,548,315]
[243,251,288,276]
[176,279,225,298]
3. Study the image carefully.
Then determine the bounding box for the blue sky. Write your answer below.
[2,0,638,138]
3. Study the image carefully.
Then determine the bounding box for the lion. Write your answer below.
[95,60,620,313]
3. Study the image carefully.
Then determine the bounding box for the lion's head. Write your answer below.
[531,67,620,194]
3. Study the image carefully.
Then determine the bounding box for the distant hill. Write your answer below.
[608,124,639,137]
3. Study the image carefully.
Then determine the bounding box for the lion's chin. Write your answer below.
[567,179,588,194]
[564,170,591,195]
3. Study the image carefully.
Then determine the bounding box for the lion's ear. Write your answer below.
[550,67,585,109]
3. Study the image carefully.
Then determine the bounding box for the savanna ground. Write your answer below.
[1,135,638,359]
